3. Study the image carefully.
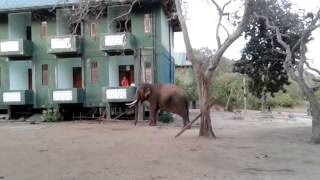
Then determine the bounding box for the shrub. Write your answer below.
[247,94,261,110]
[41,108,63,122]
[270,93,297,108]
[211,73,248,110]
[158,112,174,123]
[175,73,198,102]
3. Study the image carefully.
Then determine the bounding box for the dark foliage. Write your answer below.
[233,0,302,98]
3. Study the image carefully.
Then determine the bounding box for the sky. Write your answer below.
[174,0,320,67]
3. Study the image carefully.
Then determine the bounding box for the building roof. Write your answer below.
[0,0,174,11]
[0,0,78,12]
[0,0,180,31]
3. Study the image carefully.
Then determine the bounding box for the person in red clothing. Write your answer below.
[121,76,129,87]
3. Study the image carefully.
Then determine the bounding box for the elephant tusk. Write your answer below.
[126,99,138,106]
[128,104,136,109]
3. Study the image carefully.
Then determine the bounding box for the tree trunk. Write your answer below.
[260,87,267,112]
[297,79,320,144]
[306,91,320,144]
[225,88,233,111]
[311,107,320,144]
[198,81,216,138]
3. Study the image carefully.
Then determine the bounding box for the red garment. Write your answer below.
[121,79,129,87]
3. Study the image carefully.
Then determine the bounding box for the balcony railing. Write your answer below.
[47,35,82,55]
[100,33,136,54]
[0,90,33,105]
[0,39,33,59]
[51,88,84,104]
[102,86,136,103]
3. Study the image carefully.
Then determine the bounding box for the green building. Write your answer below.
[0,0,180,118]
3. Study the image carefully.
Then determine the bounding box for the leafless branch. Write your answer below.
[211,0,231,48]
[111,0,141,23]
[222,0,231,12]
[220,23,230,38]
[296,11,320,87]
[174,0,197,65]
[292,10,320,51]
[305,61,320,76]
[205,0,253,77]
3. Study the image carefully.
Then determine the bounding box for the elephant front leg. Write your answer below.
[149,106,159,126]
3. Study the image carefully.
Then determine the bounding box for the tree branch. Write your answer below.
[305,61,320,76]
[292,10,320,51]
[205,0,253,77]
[174,0,196,65]
[111,0,140,23]
[220,23,230,38]
[254,7,320,94]
[211,0,231,48]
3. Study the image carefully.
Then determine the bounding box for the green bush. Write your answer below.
[158,112,174,123]
[270,93,297,108]
[41,108,63,122]
[211,73,248,110]
[175,72,198,102]
[176,67,303,110]
[315,90,320,101]
[247,94,261,110]
[269,81,303,108]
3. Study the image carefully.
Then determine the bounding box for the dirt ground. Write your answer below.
[0,110,319,180]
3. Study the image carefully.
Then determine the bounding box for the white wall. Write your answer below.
[108,56,134,87]
[57,58,81,89]
[9,61,32,90]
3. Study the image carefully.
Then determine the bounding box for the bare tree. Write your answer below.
[174,0,254,137]
[255,9,320,143]
[57,0,142,34]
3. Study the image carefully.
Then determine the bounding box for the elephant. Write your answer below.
[126,83,190,127]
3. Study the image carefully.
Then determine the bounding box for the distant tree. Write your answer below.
[233,0,302,110]
[252,0,320,143]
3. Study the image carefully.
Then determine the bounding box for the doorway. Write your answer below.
[73,67,82,88]
[57,58,82,89]
[119,65,134,86]
[9,61,32,90]
[28,68,32,90]
[8,12,31,39]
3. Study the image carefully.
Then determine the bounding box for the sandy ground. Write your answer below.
[0,110,319,180]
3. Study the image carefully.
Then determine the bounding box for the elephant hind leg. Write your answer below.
[178,107,190,128]
[182,115,191,128]
[183,101,190,127]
